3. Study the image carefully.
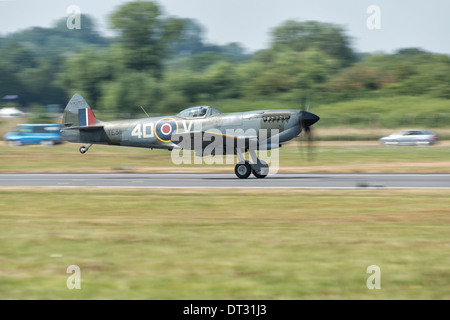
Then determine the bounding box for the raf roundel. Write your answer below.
[154,118,178,142]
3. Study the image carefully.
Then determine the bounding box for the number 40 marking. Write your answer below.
[131,123,154,139]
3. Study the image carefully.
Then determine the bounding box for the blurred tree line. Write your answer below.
[0,0,449,116]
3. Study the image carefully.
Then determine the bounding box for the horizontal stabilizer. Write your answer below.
[62,125,104,131]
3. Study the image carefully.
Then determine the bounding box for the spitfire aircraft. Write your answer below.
[61,94,320,179]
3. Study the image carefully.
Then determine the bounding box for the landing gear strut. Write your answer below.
[234,149,269,179]
[79,144,93,154]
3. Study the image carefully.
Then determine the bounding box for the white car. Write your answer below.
[379,130,438,145]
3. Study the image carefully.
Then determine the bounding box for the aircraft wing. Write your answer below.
[171,130,258,152]
[203,130,257,142]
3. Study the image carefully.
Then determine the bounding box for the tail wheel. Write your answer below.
[79,146,87,154]
[235,161,251,179]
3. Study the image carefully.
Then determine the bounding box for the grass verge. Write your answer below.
[0,142,449,173]
[0,188,448,299]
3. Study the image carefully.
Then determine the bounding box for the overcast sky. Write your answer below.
[0,0,449,54]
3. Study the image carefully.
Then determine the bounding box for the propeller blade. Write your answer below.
[298,111,319,162]
[305,126,315,162]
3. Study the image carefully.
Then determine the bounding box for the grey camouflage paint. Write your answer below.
[61,94,319,153]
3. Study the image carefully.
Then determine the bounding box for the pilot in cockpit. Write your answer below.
[199,107,207,117]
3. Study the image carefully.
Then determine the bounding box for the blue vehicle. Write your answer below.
[3,124,63,146]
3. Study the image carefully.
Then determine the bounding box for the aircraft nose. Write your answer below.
[300,111,320,127]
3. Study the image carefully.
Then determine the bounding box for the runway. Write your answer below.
[1,173,450,189]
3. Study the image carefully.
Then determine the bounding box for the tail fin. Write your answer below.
[61,94,103,143]
[62,94,98,128]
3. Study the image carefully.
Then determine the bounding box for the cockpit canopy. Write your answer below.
[177,106,222,118]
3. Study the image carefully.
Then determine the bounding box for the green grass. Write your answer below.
[314,96,450,114]
[205,95,450,113]
[0,142,449,173]
[0,188,448,299]
[281,142,450,172]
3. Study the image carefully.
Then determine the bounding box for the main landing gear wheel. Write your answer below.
[252,160,269,179]
[235,161,252,179]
